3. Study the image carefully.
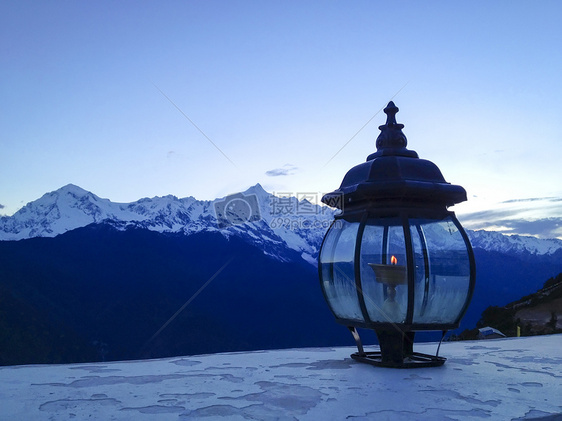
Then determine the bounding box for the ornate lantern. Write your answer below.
[319,102,475,367]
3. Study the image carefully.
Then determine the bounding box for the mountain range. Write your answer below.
[3,183,562,257]
[1,184,561,365]
[0,184,334,266]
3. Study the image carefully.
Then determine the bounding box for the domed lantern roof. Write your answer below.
[318,102,475,368]
[322,101,467,213]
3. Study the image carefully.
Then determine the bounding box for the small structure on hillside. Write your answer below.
[478,326,506,339]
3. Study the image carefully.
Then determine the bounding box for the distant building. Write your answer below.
[478,327,506,340]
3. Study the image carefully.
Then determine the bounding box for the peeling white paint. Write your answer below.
[0,335,560,420]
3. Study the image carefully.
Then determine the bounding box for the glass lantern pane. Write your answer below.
[319,220,364,321]
[360,218,408,323]
[410,216,471,324]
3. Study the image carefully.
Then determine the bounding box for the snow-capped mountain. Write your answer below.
[2,184,562,260]
[466,229,562,255]
[0,184,337,265]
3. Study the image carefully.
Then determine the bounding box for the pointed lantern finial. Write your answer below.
[367,101,417,160]
[375,101,407,150]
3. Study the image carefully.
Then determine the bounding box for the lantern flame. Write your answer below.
[391,255,398,265]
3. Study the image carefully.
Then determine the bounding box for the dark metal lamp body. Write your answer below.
[319,102,475,368]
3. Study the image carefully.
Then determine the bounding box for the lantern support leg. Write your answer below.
[349,328,447,368]
[348,326,365,356]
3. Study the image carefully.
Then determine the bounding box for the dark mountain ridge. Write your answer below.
[464,247,562,329]
[0,223,349,365]
[2,221,562,365]
[454,272,562,340]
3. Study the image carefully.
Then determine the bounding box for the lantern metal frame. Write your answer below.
[318,102,476,368]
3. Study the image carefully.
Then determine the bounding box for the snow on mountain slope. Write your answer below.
[0,185,117,239]
[0,184,198,239]
[0,184,337,263]
[467,229,562,255]
[2,184,561,260]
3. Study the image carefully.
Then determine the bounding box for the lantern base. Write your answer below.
[348,327,446,368]
[350,351,446,368]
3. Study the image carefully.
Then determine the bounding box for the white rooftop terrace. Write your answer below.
[0,334,560,420]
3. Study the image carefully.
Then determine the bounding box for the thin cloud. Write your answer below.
[265,164,298,177]
[460,209,517,222]
[499,218,562,239]
[501,197,561,204]
[457,195,562,239]
[0,204,4,209]
[479,218,562,240]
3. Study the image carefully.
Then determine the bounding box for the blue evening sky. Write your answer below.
[1,1,561,238]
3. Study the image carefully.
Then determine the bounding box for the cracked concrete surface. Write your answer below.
[0,336,561,420]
